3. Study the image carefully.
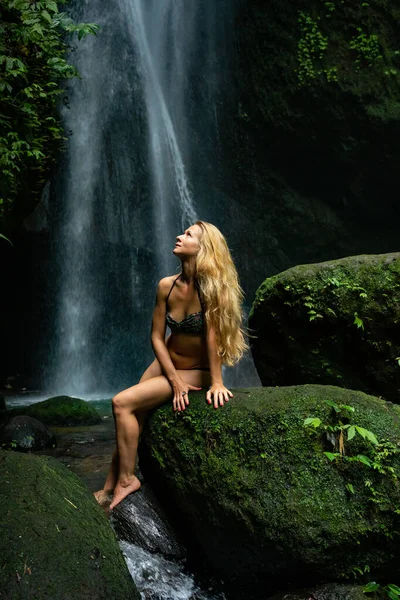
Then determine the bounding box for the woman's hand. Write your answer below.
[170,377,202,412]
[207,383,233,409]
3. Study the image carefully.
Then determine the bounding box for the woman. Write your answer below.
[94,221,247,510]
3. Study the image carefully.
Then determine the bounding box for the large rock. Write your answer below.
[0,449,140,599]
[111,484,186,560]
[12,395,102,426]
[139,386,400,599]
[249,253,400,402]
[0,415,56,451]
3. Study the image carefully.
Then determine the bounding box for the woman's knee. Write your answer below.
[112,390,136,415]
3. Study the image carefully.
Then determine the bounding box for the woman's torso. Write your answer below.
[165,275,209,370]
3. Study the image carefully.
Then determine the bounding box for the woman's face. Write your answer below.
[173,224,202,258]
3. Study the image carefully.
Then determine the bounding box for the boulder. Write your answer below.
[139,386,400,599]
[12,395,102,426]
[249,253,400,402]
[111,484,186,559]
[0,415,56,451]
[0,449,140,599]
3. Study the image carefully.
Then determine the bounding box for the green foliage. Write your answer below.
[364,581,400,600]
[296,3,398,86]
[304,400,400,519]
[297,12,329,85]
[349,28,383,69]
[0,0,99,232]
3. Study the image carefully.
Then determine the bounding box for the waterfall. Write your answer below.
[47,0,236,396]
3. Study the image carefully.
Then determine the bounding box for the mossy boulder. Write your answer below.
[249,253,400,402]
[139,385,400,598]
[11,395,102,426]
[0,449,139,599]
[0,415,56,451]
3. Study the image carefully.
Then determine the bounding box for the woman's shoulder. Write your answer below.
[157,275,179,296]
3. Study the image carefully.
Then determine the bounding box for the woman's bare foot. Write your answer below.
[94,489,113,507]
[109,476,141,510]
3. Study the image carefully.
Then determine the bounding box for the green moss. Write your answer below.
[11,395,102,426]
[0,450,139,599]
[140,385,400,593]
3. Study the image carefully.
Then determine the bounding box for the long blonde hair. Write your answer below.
[195,221,248,366]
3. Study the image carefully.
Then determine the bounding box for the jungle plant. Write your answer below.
[304,399,378,458]
[0,0,99,234]
[364,581,400,600]
[304,399,400,509]
[297,12,329,85]
[349,28,383,68]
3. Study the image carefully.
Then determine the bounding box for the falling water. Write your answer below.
[47,0,236,396]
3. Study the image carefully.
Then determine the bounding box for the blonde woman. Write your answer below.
[95,221,247,510]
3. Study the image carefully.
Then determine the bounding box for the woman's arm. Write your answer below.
[206,325,233,409]
[151,278,201,411]
[151,278,178,382]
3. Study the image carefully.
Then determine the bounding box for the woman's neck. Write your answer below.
[180,258,197,283]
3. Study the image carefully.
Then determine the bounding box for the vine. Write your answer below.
[0,0,99,232]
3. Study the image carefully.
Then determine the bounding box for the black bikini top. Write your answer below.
[166,275,205,334]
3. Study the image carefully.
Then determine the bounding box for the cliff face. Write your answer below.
[223,0,400,295]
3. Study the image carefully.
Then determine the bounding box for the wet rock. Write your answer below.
[249,253,400,402]
[12,395,102,426]
[0,449,140,599]
[111,484,186,559]
[0,415,56,451]
[268,583,366,600]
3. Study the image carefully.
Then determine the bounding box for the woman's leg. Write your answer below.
[109,375,174,509]
[94,359,162,504]
[109,368,210,510]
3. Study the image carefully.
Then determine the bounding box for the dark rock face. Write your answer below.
[111,484,186,560]
[0,415,56,452]
[249,253,400,402]
[0,449,140,600]
[139,386,400,599]
[12,395,102,426]
[223,0,400,296]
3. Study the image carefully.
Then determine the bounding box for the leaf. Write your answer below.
[363,582,380,593]
[357,454,372,467]
[0,233,13,246]
[346,483,355,494]
[304,417,321,428]
[355,426,378,445]
[41,10,52,24]
[324,399,340,412]
[347,426,356,441]
[340,404,355,413]
[387,585,400,595]
[387,591,399,600]
[324,452,338,461]
[353,312,364,330]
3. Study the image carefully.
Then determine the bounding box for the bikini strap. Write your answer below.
[166,274,181,307]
